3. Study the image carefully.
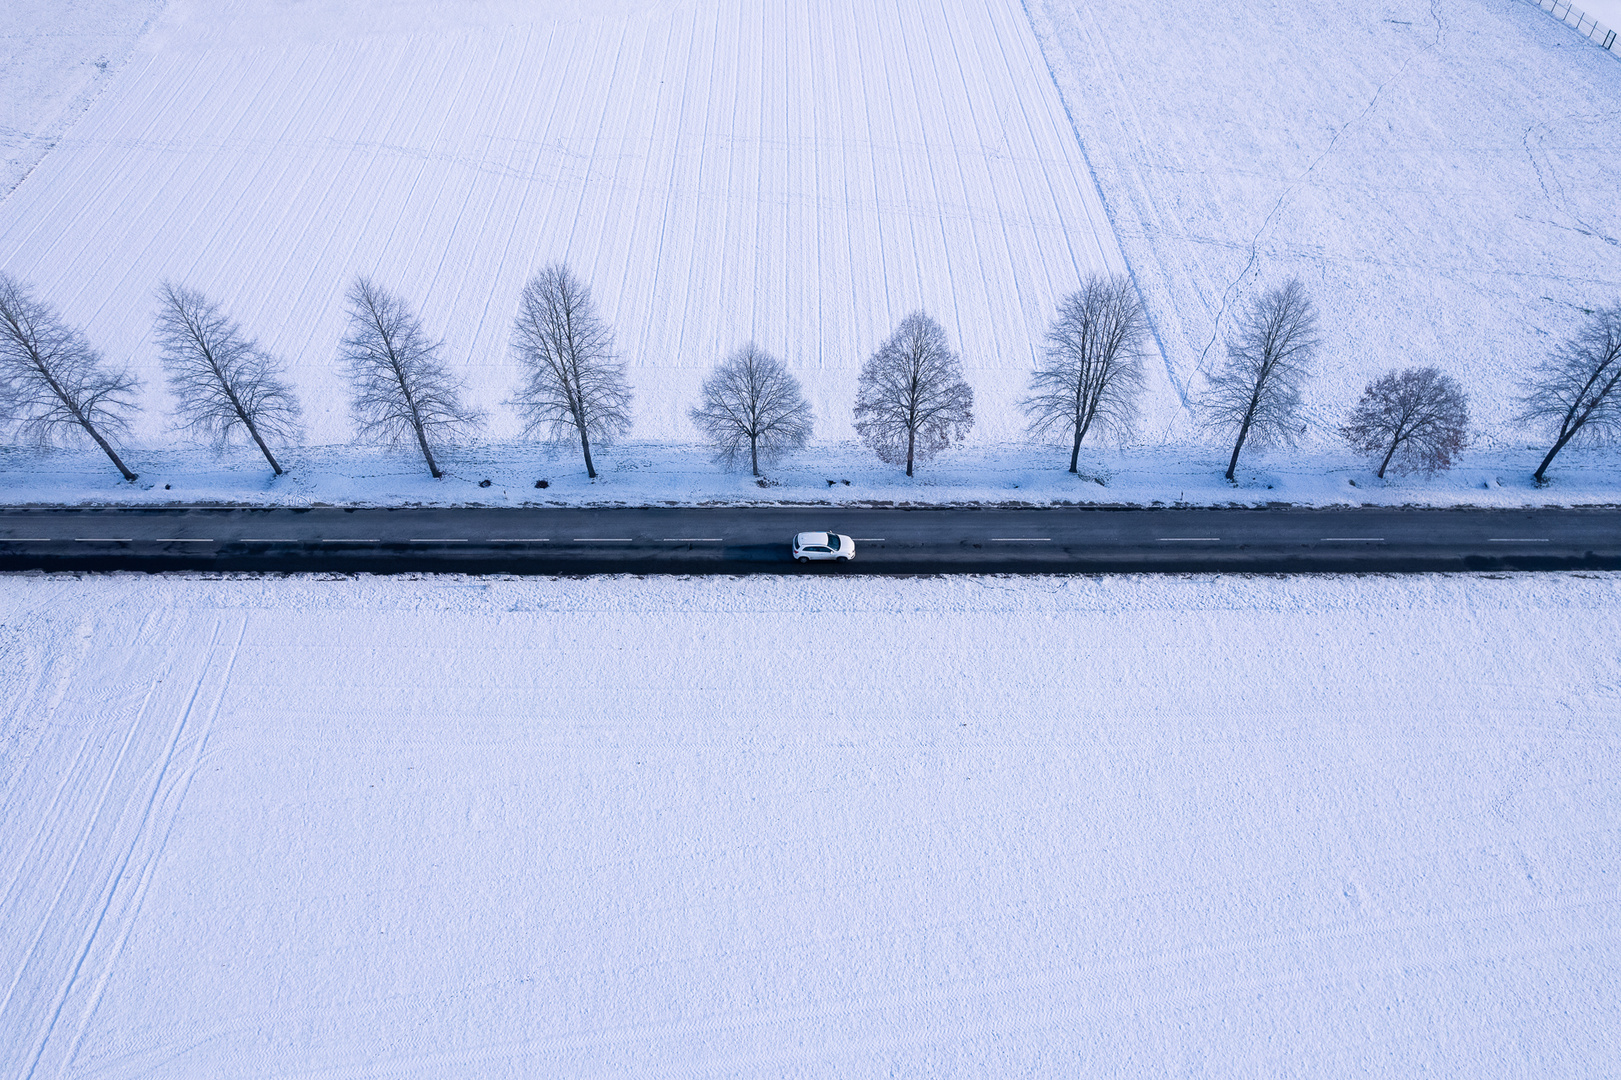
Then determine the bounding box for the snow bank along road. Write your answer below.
[1,507,1617,574]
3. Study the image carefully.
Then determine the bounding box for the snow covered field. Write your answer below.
[1027,0,1621,445]
[0,0,1125,449]
[0,0,166,197]
[2,571,1618,1076]
[3,0,1618,509]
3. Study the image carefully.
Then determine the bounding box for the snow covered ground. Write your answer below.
[1027,0,1621,446]
[2,571,1618,1076]
[5,439,1621,509]
[2,0,1618,511]
[0,0,1125,450]
[0,0,166,197]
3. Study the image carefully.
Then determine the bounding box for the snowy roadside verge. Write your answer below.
[3,440,1619,509]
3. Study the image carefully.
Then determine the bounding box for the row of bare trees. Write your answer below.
[3,266,1619,484]
[1023,274,1620,484]
[0,265,634,482]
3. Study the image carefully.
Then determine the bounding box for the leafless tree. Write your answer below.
[853,310,974,476]
[507,264,631,479]
[154,282,301,475]
[690,343,813,476]
[1202,278,1318,481]
[339,276,481,479]
[1021,274,1147,472]
[1518,303,1621,483]
[1340,366,1469,478]
[0,272,140,480]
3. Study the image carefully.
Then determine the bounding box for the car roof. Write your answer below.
[795,532,831,545]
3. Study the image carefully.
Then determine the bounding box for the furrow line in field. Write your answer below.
[181,44,335,322]
[447,23,536,369]
[5,47,176,286]
[84,51,263,333]
[395,35,484,299]
[895,0,965,350]
[159,49,299,303]
[922,0,1006,364]
[424,31,518,324]
[937,0,1024,359]
[639,11,695,369]
[473,21,565,358]
[852,2,897,334]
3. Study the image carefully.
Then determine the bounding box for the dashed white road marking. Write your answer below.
[990,537,1051,541]
[1,538,52,542]
[408,538,468,543]
[74,537,133,542]
[1321,537,1385,542]
[574,538,634,542]
[488,538,550,543]
[1488,538,1550,542]
[321,538,381,543]
[662,538,723,542]
[852,538,885,542]
[1156,537,1221,542]
[154,538,213,543]
[242,538,298,543]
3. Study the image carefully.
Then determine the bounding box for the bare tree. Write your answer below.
[507,264,631,479]
[1340,366,1469,478]
[0,272,140,480]
[339,276,481,479]
[1202,278,1318,481]
[690,343,813,476]
[1021,274,1148,472]
[1519,303,1621,483]
[154,282,301,475]
[853,310,975,476]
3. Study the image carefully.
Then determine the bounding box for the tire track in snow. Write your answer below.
[59,616,249,1078]
[17,617,229,1079]
[1191,0,1448,380]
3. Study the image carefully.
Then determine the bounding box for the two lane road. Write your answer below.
[0,506,1616,574]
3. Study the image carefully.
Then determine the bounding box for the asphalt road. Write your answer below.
[0,506,1616,574]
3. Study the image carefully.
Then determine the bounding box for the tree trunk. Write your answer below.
[750,434,759,477]
[85,422,138,482]
[1377,438,1399,479]
[905,427,915,477]
[1224,419,1251,482]
[580,426,597,479]
[413,421,442,478]
[1068,430,1082,473]
[1533,429,1577,484]
[245,418,283,476]
[42,365,137,481]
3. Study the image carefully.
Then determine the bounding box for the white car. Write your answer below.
[793,531,855,563]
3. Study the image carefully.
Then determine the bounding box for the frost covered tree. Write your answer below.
[690,343,812,476]
[1339,366,1469,478]
[1021,274,1147,472]
[1518,303,1621,483]
[853,310,974,476]
[507,264,631,479]
[339,276,481,479]
[0,271,140,481]
[154,282,301,476]
[1202,278,1318,481]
